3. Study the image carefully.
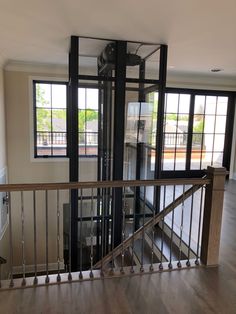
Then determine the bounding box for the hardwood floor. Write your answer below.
[1,180,236,314]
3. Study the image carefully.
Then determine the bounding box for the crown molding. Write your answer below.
[4,60,68,75]
[167,71,236,91]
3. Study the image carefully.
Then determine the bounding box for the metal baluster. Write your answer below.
[8,192,14,287]
[33,191,38,285]
[45,190,50,283]
[100,188,105,277]
[150,187,155,272]
[79,189,84,279]
[177,185,185,268]
[140,186,146,273]
[120,187,126,274]
[110,188,115,275]
[68,191,72,281]
[168,185,176,269]
[79,189,83,279]
[56,190,61,282]
[90,188,94,279]
[159,186,166,270]
[195,186,204,265]
[186,186,194,267]
[21,191,26,286]
[130,186,136,274]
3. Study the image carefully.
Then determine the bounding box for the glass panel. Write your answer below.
[85,110,98,132]
[166,94,178,113]
[191,155,201,170]
[37,146,52,157]
[78,110,86,132]
[194,96,205,114]
[164,133,175,147]
[204,134,214,151]
[214,134,225,151]
[217,97,228,115]
[175,152,186,170]
[52,109,66,132]
[213,152,223,166]
[205,96,217,114]
[52,85,67,108]
[179,94,190,114]
[125,102,140,143]
[36,83,51,108]
[148,92,158,146]
[139,102,154,143]
[201,152,213,168]
[215,116,226,134]
[53,146,67,156]
[204,115,215,133]
[86,89,98,109]
[78,88,86,109]
[162,152,174,170]
[193,115,204,133]
[52,132,67,146]
[79,133,86,155]
[36,108,51,131]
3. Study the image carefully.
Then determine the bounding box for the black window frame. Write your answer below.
[33,80,99,158]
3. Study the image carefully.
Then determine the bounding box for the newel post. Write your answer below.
[200,166,227,266]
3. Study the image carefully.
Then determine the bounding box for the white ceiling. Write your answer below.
[1,0,236,79]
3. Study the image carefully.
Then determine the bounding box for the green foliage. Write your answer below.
[193,119,204,133]
[36,84,98,132]
[166,113,177,121]
[78,109,98,131]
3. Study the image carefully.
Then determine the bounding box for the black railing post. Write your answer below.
[154,44,168,212]
[68,36,79,271]
[112,41,127,247]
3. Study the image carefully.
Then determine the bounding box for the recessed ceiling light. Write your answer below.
[211,68,223,73]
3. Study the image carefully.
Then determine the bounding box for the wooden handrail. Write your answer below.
[94,183,204,268]
[0,178,210,192]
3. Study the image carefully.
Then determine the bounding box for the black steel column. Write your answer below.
[186,94,195,170]
[154,45,168,212]
[113,41,127,247]
[68,36,79,271]
[135,60,146,229]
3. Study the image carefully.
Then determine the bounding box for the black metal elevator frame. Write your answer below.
[68,36,167,270]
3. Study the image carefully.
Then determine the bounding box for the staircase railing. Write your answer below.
[0,166,227,290]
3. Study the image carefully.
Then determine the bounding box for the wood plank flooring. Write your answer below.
[1,180,236,314]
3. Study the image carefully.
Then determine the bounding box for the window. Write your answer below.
[78,88,99,156]
[33,81,99,158]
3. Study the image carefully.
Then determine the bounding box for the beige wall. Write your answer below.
[0,67,6,170]
[4,68,97,269]
[0,66,9,279]
[4,70,97,184]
